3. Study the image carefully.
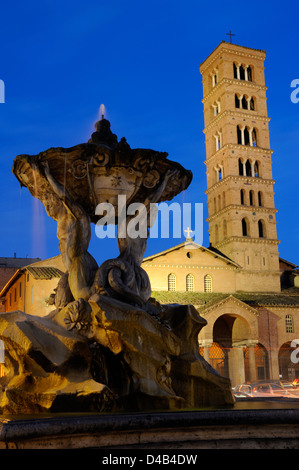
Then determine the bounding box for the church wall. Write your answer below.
[142,246,238,293]
[4,274,60,317]
[256,306,299,379]
[198,301,299,383]
[144,263,237,293]
[4,273,26,313]
[23,276,59,317]
[235,270,281,293]
[271,306,299,349]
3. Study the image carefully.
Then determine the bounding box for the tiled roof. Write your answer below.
[152,291,299,309]
[25,266,63,280]
[143,241,240,268]
[0,257,40,268]
[0,266,63,297]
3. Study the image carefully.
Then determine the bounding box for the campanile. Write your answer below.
[199,41,281,292]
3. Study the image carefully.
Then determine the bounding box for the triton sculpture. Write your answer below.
[0,116,234,413]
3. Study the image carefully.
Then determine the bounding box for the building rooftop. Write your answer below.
[143,241,240,268]
[0,256,41,268]
[199,40,266,70]
[0,265,63,297]
[152,290,299,311]
[26,266,63,280]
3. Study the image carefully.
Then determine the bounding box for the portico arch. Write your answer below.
[198,296,260,386]
[211,314,253,385]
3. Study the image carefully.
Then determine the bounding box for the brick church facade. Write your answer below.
[141,41,299,387]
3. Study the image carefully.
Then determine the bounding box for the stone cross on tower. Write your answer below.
[226,30,235,44]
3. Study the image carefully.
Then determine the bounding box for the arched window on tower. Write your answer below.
[249,190,254,206]
[242,95,248,109]
[186,274,194,292]
[215,163,224,182]
[252,128,257,147]
[240,189,245,205]
[235,93,240,108]
[204,275,213,293]
[285,315,294,333]
[168,273,176,291]
[250,97,255,110]
[244,127,250,145]
[242,218,249,236]
[254,161,260,177]
[247,66,253,81]
[239,65,245,80]
[258,191,263,207]
[258,219,266,238]
[214,131,222,152]
[211,69,219,87]
[245,159,252,176]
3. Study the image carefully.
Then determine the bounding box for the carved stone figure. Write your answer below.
[0,117,234,413]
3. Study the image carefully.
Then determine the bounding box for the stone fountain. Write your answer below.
[0,116,234,413]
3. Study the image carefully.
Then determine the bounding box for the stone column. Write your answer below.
[244,66,249,81]
[198,339,213,365]
[249,128,253,147]
[214,135,219,153]
[218,132,223,149]
[240,126,245,146]
[238,94,243,109]
[269,349,281,380]
[247,341,258,381]
[228,345,245,388]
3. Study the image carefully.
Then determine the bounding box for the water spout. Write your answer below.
[100,104,106,120]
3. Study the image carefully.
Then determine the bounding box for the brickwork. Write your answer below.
[200,42,280,292]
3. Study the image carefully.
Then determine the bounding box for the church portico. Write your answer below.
[197,296,261,386]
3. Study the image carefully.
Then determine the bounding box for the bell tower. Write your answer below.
[199,41,281,292]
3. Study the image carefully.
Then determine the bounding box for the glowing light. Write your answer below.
[100,104,106,120]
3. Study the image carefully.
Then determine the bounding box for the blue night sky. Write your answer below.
[0,0,298,267]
